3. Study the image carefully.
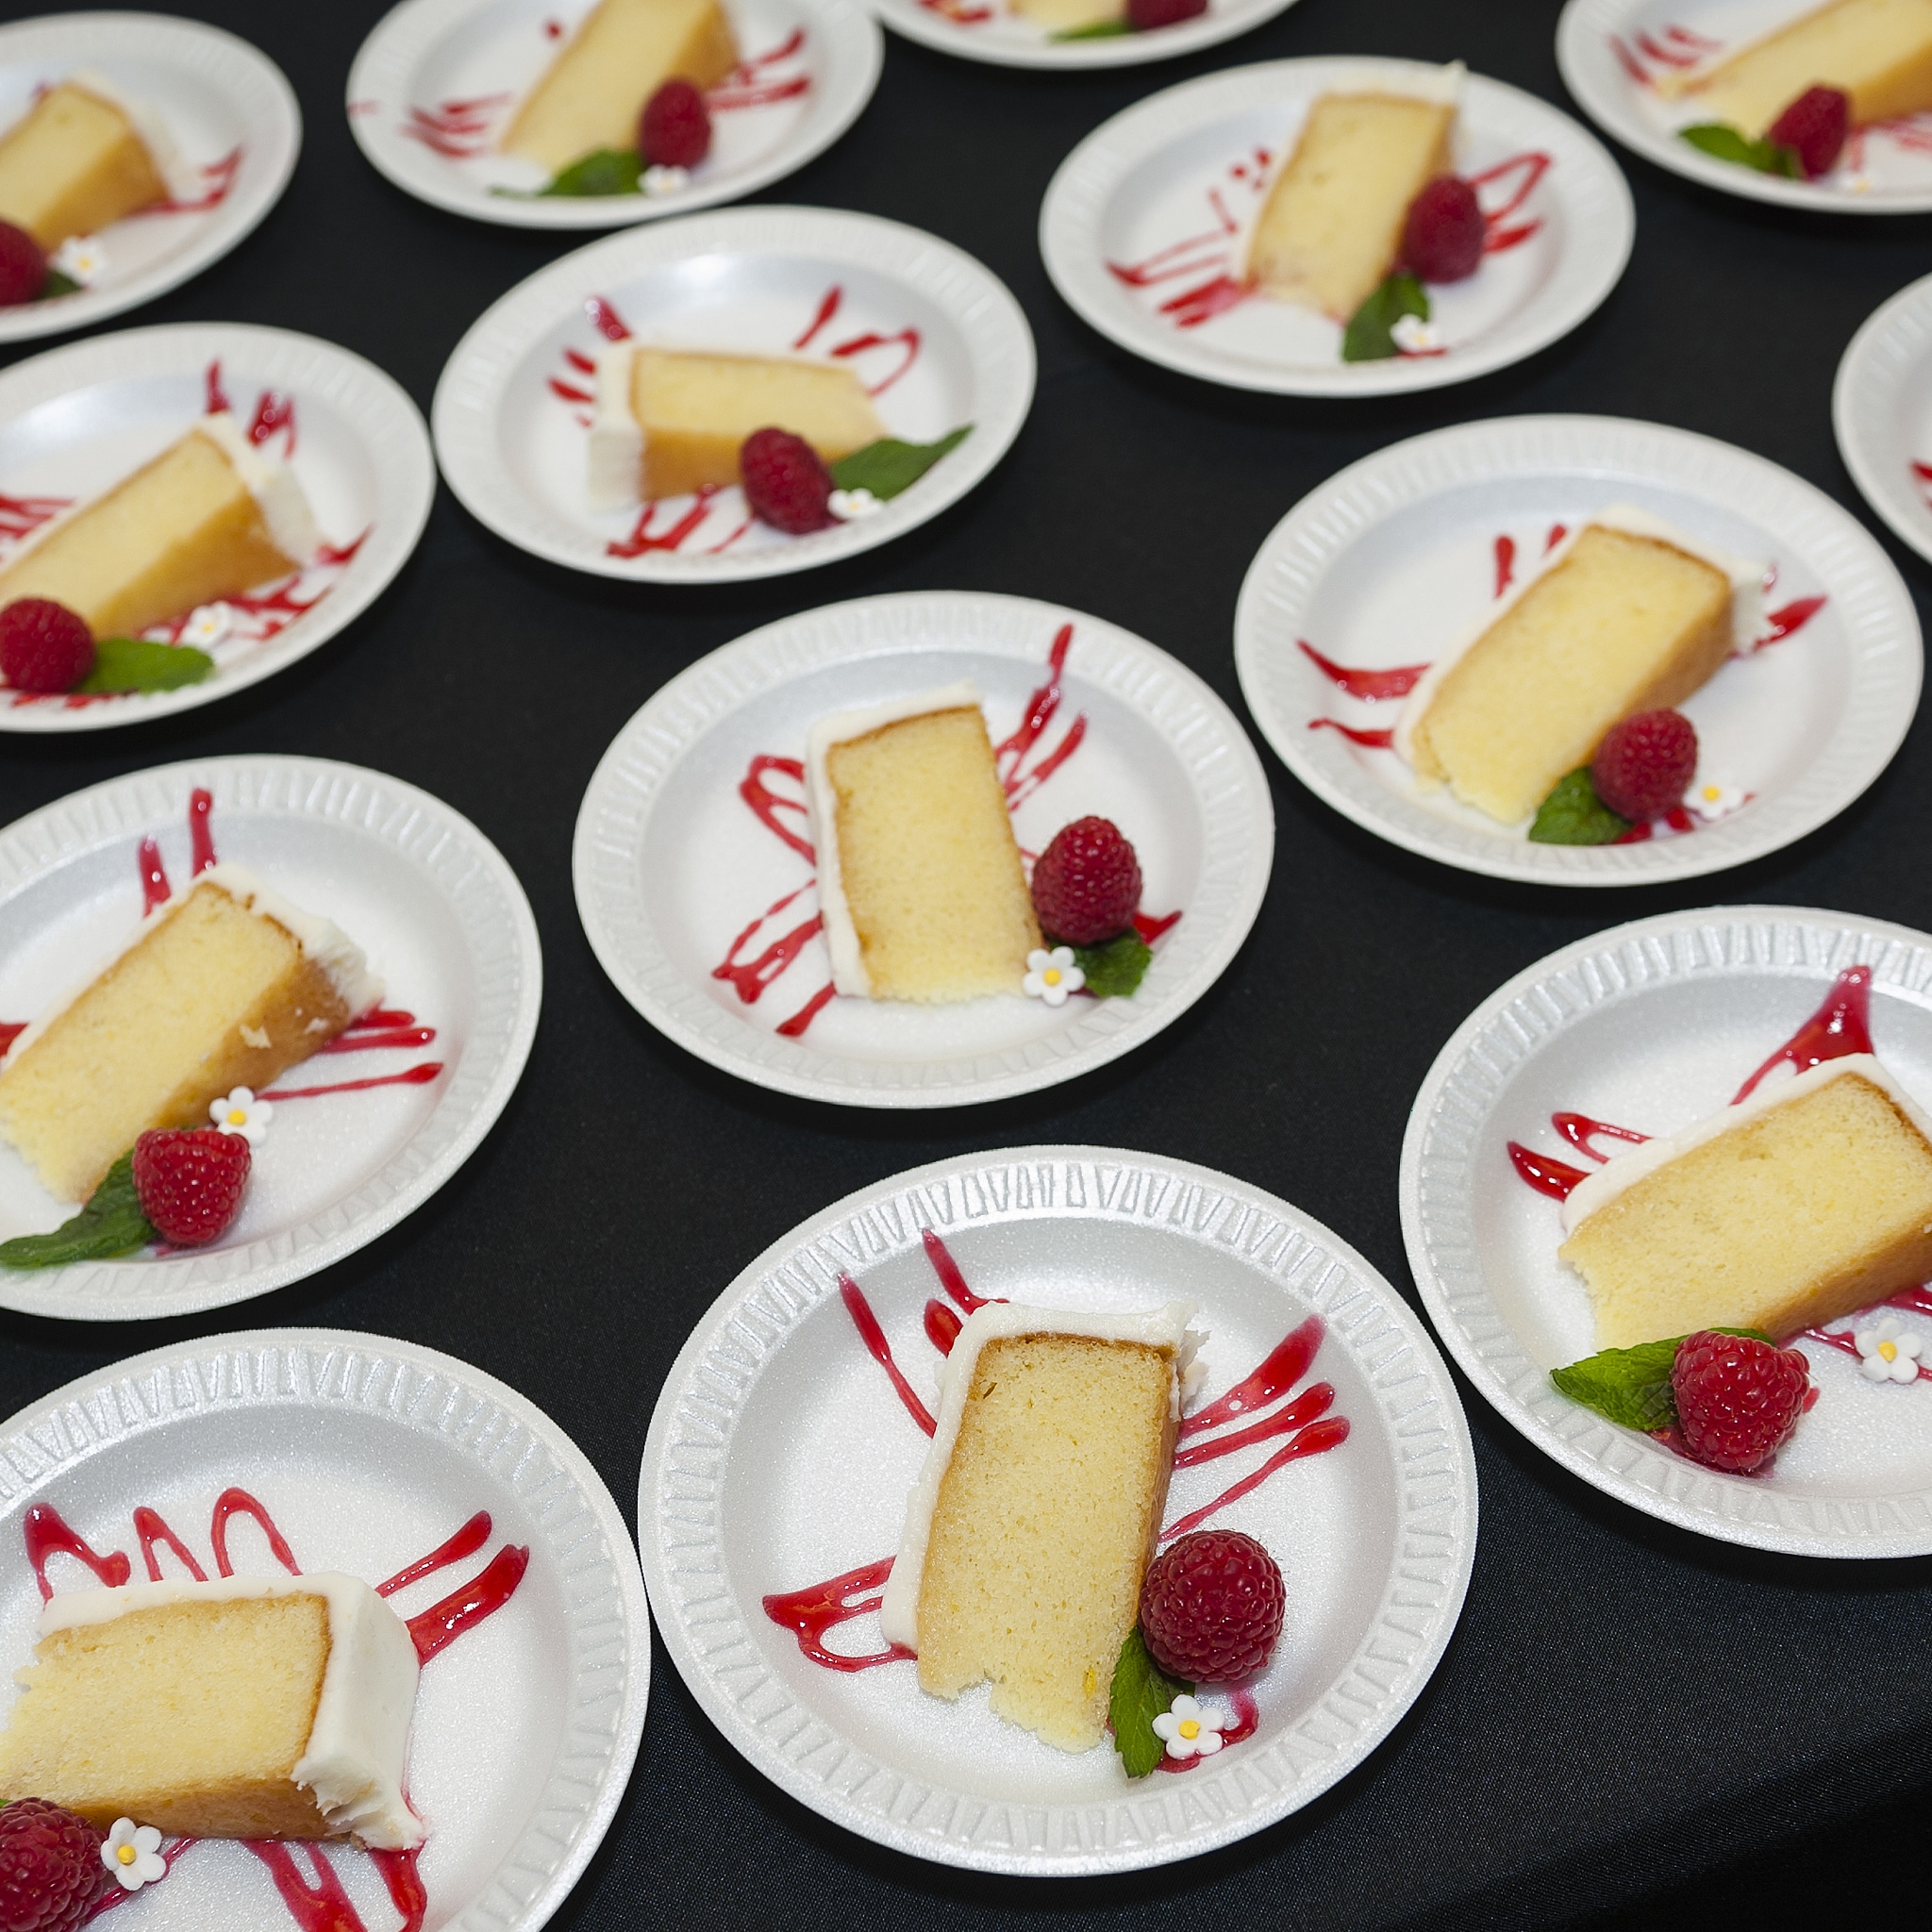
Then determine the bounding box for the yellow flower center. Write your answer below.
[1701,786,1721,802]
[117,1844,136,1866]
[1178,1719,1200,1740]
[226,1109,247,1125]
[1042,969,1060,987]
[1880,1340,1898,1361]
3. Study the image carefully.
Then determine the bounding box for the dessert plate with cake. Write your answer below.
[0,756,541,1321]
[574,590,1273,1107]
[0,323,434,733]
[0,13,299,343]
[1234,414,1919,883]
[433,207,1032,583]
[1040,58,1631,396]
[1405,907,1932,1557]
[639,1146,1474,1873]
[1833,270,1932,566]
[348,0,879,229]
[0,1325,648,1928]
[870,0,1297,73]
[1558,0,1932,210]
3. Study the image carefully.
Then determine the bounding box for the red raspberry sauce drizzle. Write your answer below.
[1732,965,1874,1102]
[708,29,811,110]
[1609,22,1722,88]
[1297,641,1426,702]
[760,1557,916,1671]
[242,1840,426,1932]
[398,93,508,158]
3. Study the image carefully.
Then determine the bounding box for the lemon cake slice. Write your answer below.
[1009,0,1124,33]
[0,414,319,642]
[1245,65,1461,320]
[803,683,1041,1004]
[1559,1057,1932,1348]
[499,0,740,174]
[878,1301,1202,1753]
[0,1574,421,1844]
[1393,506,1761,826]
[0,863,380,1205]
[586,342,885,508]
[1664,0,1932,135]
[0,74,181,253]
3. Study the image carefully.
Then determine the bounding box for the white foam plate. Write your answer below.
[432,208,1034,584]
[1403,906,1932,1558]
[0,1326,647,1929]
[1233,413,1921,884]
[639,1146,1475,1873]
[1834,271,1932,568]
[1039,58,1632,396]
[1557,0,1932,211]
[0,324,434,733]
[0,756,541,1322]
[573,591,1273,1107]
[872,0,1296,73]
[0,12,299,343]
[347,0,879,228]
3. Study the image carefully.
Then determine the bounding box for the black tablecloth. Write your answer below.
[3,0,1930,1925]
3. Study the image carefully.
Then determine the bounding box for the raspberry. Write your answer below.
[0,1799,108,1932]
[1671,1330,1810,1474]
[1768,85,1849,179]
[639,78,711,168]
[132,1128,251,1246]
[739,427,835,535]
[1031,817,1141,946]
[1591,708,1698,821]
[0,600,93,694]
[1126,0,1207,29]
[1399,175,1484,284]
[0,223,45,308]
[1140,1530,1285,1682]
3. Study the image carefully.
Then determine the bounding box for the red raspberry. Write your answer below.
[1399,175,1484,284]
[639,78,711,168]
[1671,1331,1810,1474]
[0,223,45,308]
[0,600,93,694]
[132,1128,252,1246]
[1140,1530,1285,1681]
[1768,85,1849,179]
[0,1798,108,1932]
[739,427,835,535]
[1591,708,1698,822]
[1126,0,1207,29]
[1031,817,1141,946]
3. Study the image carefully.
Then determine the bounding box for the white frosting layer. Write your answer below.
[586,341,642,513]
[803,680,984,1000]
[194,411,322,569]
[1559,1054,1932,1237]
[1316,57,1465,107]
[1393,504,1768,774]
[877,1300,1205,1651]
[35,1573,422,1848]
[68,67,196,203]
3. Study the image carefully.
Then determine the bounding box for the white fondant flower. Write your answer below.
[101,1818,165,1891]
[642,164,691,194]
[1848,172,1874,192]
[51,234,106,286]
[1855,1316,1924,1384]
[1391,312,1441,354]
[827,487,883,522]
[1023,946,1084,1007]
[179,602,235,648]
[1152,1693,1230,1760]
[1690,775,1746,821]
[208,1086,272,1144]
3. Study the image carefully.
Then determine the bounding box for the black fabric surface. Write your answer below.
[3,0,1930,1925]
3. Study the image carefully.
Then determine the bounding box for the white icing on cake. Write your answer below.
[586,341,642,513]
[68,67,196,204]
[1559,1054,1932,1236]
[194,411,321,568]
[803,680,984,1000]
[37,1573,422,1849]
[1315,58,1466,107]
[877,1300,1205,1651]
[1393,504,1768,772]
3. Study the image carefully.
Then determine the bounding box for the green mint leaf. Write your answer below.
[1527,767,1631,845]
[826,426,973,501]
[1072,930,1152,998]
[1341,273,1428,363]
[493,148,643,198]
[1109,1624,1191,1779]
[1053,16,1132,34]
[1679,123,1802,176]
[1551,1327,1776,1432]
[39,268,79,299]
[75,636,216,695]
[0,1152,153,1269]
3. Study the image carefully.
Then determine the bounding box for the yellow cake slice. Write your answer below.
[1395,508,1754,827]
[804,683,1041,1004]
[1009,0,1124,32]
[499,0,740,174]
[0,863,381,1204]
[1245,72,1460,320]
[1666,0,1932,135]
[0,414,319,642]
[0,78,168,252]
[1559,1058,1932,1348]
[587,343,885,507]
[0,1574,421,1844]
[878,1302,1199,1753]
